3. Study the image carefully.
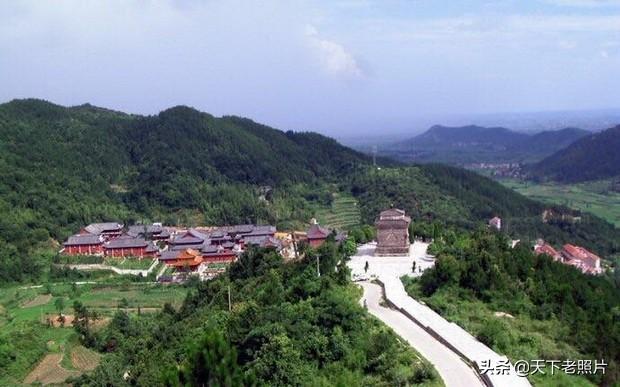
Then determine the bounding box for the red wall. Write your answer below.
[308,238,325,248]
[202,253,236,263]
[64,244,103,255]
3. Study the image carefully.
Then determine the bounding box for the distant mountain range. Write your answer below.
[381,124,590,165]
[528,125,620,183]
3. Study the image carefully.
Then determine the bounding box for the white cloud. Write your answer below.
[305,24,365,79]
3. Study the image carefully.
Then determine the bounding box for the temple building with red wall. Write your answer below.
[104,235,158,258]
[63,234,104,255]
[306,222,331,248]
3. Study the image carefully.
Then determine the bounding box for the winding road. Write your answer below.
[360,281,485,387]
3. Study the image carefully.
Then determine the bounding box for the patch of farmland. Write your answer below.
[23,353,78,385]
[71,345,101,371]
[21,294,52,308]
[316,195,361,230]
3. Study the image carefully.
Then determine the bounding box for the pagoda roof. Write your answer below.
[376,208,411,223]
[307,224,330,239]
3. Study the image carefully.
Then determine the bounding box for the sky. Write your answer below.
[1,0,619,136]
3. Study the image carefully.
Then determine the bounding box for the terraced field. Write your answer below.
[315,194,361,230]
[71,345,101,371]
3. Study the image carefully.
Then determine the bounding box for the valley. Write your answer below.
[0,100,618,386]
[501,179,620,227]
[3,2,620,386]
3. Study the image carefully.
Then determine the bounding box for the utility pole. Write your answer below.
[316,254,320,277]
[291,232,299,260]
[372,145,377,167]
[228,284,231,312]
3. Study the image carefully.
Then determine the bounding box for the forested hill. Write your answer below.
[0,98,375,281]
[382,124,589,164]
[1,98,618,285]
[528,125,620,183]
[0,99,369,187]
[0,98,368,230]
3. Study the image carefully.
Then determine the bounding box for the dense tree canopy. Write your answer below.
[0,99,617,286]
[414,229,620,385]
[71,245,439,386]
[529,125,620,183]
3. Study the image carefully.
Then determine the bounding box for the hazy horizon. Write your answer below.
[2,1,620,136]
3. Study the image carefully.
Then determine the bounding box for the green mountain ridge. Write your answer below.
[0,98,618,285]
[383,124,590,164]
[1,98,619,386]
[529,125,620,183]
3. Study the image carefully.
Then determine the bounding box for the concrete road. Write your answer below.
[360,281,485,387]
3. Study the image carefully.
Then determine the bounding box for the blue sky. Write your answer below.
[1,0,619,135]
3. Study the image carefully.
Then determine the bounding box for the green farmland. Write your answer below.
[0,282,188,385]
[501,179,620,227]
[315,194,361,230]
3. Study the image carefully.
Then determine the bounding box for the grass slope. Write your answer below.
[502,179,620,227]
[315,194,361,230]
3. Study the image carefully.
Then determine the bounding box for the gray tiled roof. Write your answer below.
[201,244,219,254]
[84,222,123,235]
[170,229,208,245]
[232,224,254,234]
[243,235,270,246]
[159,250,181,261]
[245,225,277,237]
[64,234,102,246]
[170,243,204,251]
[146,241,159,253]
[260,236,281,248]
[105,235,148,249]
[127,224,167,237]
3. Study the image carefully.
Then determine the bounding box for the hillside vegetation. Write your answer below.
[1,98,619,386]
[70,244,441,386]
[0,99,368,282]
[405,229,620,385]
[348,165,619,257]
[1,99,618,285]
[315,194,361,230]
[502,179,620,227]
[529,125,620,183]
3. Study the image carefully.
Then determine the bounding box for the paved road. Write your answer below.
[360,281,485,387]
